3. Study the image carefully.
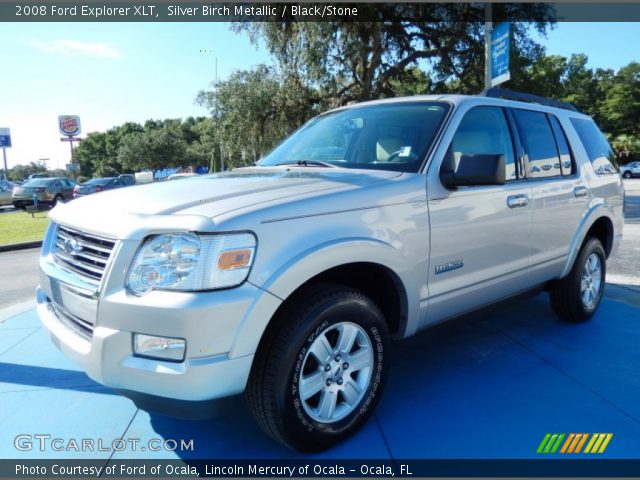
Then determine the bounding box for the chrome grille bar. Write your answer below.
[53,225,115,284]
[47,299,94,340]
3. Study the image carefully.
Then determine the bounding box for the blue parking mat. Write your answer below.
[0,289,638,460]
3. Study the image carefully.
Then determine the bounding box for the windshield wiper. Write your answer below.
[275,160,337,168]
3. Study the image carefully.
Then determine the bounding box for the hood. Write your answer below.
[50,168,402,238]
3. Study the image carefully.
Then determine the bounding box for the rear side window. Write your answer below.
[512,109,562,178]
[548,116,574,176]
[570,118,618,175]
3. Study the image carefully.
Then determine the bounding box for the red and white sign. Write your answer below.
[58,115,81,136]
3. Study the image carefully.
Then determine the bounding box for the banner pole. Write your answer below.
[484,2,493,90]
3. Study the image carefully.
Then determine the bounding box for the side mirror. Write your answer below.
[440,153,506,188]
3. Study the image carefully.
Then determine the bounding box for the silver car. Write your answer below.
[620,161,640,179]
[36,91,623,452]
[0,179,15,207]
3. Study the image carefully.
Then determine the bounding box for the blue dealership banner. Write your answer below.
[491,22,511,86]
[6,459,640,477]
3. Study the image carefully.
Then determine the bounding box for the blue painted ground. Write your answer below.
[1,285,639,461]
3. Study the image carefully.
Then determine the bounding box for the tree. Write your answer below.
[599,62,640,137]
[118,125,188,174]
[235,4,555,105]
[8,161,47,181]
[197,64,317,165]
[611,134,640,163]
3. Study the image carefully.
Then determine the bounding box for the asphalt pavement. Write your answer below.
[608,179,640,286]
[0,248,39,310]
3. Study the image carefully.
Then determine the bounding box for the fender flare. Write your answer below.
[560,200,614,278]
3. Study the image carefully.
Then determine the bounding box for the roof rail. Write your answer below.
[479,87,579,112]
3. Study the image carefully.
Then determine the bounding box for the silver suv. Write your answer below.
[36,90,623,452]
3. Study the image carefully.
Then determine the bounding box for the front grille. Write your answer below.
[54,225,115,284]
[47,298,94,339]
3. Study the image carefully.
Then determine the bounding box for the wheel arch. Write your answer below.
[229,239,418,359]
[561,208,615,278]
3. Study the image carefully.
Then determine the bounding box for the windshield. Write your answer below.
[23,179,52,187]
[258,101,450,173]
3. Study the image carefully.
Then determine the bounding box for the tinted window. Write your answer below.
[513,109,561,178]
[447,106,516,181]
[570,118,618,174]
[548,116,574,176]
[86,178,112,186]
[24,179,51,187]
[259,102,450,173]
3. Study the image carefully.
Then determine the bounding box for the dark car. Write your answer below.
[117,174,136,186]
[12,177,76,209]
[73,177,128,198]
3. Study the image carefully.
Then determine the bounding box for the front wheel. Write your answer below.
[549,237,606,322]
[246,285,390,452]
[623,171,632,179]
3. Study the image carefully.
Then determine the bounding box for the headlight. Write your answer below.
[126,232,256,295]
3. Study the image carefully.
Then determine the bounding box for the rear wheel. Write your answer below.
[51,194,62,207]
[623,171,632,179]
[246,284,390,452]
[549,237,606,322]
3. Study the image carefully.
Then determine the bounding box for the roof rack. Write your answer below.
[479,87,579,112]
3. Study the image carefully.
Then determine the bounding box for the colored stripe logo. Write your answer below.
[537,433,613,454]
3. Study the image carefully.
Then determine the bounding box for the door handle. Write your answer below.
[507,194,529,209]
[574,186,589,198]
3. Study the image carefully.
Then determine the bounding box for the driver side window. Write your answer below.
[447,106,517,181]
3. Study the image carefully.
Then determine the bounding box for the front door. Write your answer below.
[424,105,533,327]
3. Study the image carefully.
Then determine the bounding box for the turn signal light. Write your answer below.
[218,249,252,270]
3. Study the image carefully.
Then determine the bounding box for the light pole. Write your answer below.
[38,158,50,172]
[202,48,222,173]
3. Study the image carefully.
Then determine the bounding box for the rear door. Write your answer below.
[510,109,589,283]
[425,105,533,327]
[60,179,76,199]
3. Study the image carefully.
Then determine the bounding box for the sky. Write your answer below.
[0,21,638,170]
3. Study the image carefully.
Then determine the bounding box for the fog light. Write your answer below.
[133,334,186,362]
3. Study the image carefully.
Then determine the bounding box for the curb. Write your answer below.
[0,241,42,253]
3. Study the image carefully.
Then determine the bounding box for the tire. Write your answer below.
[549,237,606,322]
[623,171,632,179]
[51,195,62,207]
[246,284,390,452]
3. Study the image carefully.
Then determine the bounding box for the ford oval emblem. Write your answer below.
[64,238,83,256]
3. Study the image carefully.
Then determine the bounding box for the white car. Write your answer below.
[620,161,640,179]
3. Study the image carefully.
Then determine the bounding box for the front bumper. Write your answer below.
[36,285,256,401]
[35,223,281,403]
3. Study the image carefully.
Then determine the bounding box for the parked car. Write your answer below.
[0,180,15,207]
[134,171,154,184]
[117,174,136,186]
[12,177,76,209]
[36,89,623,452]
[620,161,640,179]
[27,173,49,180]
[167,173,198,180]
[73,177,129,198]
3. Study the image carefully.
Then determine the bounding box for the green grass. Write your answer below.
[0,211,49,246]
